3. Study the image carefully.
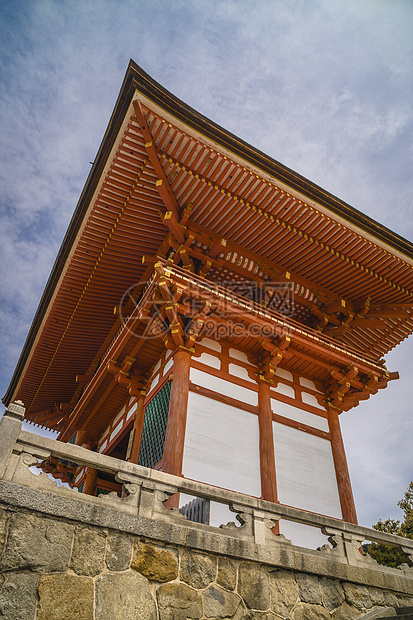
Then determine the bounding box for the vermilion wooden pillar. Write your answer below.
[128,393,146,464]
[162,348,191,477]
[162,348,191,509]
[258,380,278,505]
[74,430,89,447]
[328,408,358,524]
[83,467,98,496]
[75,432,97,496]
[258,380,280,534]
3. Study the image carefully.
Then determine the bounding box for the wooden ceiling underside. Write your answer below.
[11,97,413,425]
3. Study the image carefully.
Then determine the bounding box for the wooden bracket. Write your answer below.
[259,335,291,381]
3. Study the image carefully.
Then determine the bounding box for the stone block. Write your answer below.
[0,508,8,557]
[369,586,400,608]
[106,530,133,571]
[202,584,241,618]
[37,573,93,620]
[295,572,322,605]
[248,613,282,620]
[70,525,107,576]
[95,571,157,620]
[0,402,25,479]
[238,561,270,611]
[343,582,372,611]
[131,541,178,582]
[0,573,39,620]
[331,600,362,619]
[180,549,216,589]
[269,569,299,617]
[319,577,345,611]
[157,582,203,620]
[0,512,73,572]
[217,557,237,591]
[291,603,330,619]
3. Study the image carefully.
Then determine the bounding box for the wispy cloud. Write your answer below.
[1,0,412,527]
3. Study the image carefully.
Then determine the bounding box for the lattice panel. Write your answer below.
[138,381,172,468]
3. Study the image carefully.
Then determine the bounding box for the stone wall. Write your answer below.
[1,505,412,620]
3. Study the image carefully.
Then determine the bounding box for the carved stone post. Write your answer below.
[0,400,26,479]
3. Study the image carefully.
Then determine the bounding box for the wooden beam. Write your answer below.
[161,211,186,244]
[366,308,411,318]
[327,408,358,524]
[128,393,146,464]
[258,380,278,507]
[162,348,192,508]
[133,100,180,220]
[83,467,98,496]
[162,350,191,469]
[185,220,355,312]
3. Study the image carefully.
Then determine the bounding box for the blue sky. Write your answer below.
[0,0,412,528]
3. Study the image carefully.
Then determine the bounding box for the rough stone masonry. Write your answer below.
[0,504,412,620]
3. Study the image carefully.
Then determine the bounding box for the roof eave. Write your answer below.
[3,60,412,406]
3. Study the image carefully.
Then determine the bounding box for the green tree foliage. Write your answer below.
[364,481,413,567]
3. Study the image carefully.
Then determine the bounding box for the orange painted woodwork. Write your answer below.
[74,430,89,446]
[162,348,191,477]
[83,467,98,496]
[258,381,278,505]
[128,394,146,464]
[3,62,413,527]
[327,408,358,524]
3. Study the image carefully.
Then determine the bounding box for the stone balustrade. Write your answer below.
[1,401,412,582]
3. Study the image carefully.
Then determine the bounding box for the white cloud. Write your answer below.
[0,0,412,527]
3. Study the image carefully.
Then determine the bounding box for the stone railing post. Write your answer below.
[0,400,26,479]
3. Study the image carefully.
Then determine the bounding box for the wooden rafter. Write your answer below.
[133,101,180,221]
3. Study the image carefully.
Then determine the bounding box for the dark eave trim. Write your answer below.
[3,60,413,406]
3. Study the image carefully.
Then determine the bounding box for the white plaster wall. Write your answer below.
[152,359,161,376]
[228,348,249,363]
[150,374,159,390]
[228,363,254,383]
[271,399,329,432]
[199,337,221,352]
[197,352,221,369]
[164,357,174,375]
[299,377,322,393]
[190,368,258,406]
[273,422,342,518]
[273,382,295,398]
[182,391,261,499]
[111,405,126,428]
[278,520,330,550]
[274,367,293,382]
[301,391,326,410]
[127,401,138,420]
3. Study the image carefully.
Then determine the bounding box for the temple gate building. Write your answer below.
[3,61,413,542]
